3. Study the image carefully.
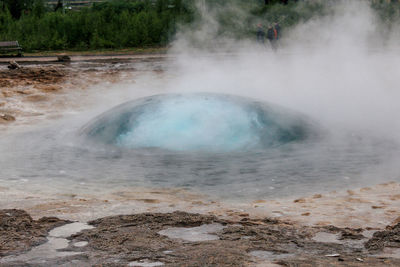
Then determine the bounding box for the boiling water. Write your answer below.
[83,93,315,152]
[0,93,397,201]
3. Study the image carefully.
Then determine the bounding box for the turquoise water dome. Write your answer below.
[83,93,316,152]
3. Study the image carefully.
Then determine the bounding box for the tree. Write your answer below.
[1,0,34,19]
[265,0,293,5]
[32,0,45,18]
[54,0,62,12]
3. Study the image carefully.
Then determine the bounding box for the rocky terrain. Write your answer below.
[0,209,70,257]
[1,209,400,266]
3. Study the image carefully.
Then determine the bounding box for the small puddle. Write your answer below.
[73,241,89,247]
[312,231,366,248]
[128,260,164,266]
[158,223,224,242]
[0,222,94,264]
[362,229,377,239]
[312,232,342,244]
[250,250,294,260]
[374,247,400,259]
[49,222,93,237]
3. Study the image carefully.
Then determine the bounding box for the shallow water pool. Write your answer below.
[0,94,398,201]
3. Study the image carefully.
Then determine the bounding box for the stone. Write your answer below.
[0,114,15,123]
[8,61,21,70]
[57,55,71,62]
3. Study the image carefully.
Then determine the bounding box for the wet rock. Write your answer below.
[57,55,71,62]
[0,114,15,123]
[158,223,224,242]
[87,211,217,229]
[389,194,400,201]
[1,90,13,97]
[0,209,70,256]
[136,199,161,204]
[365,222,400,251]
[70,211,379,266]
[34,85,62,93]
[339,228,365,240]
[24,94,49,102]
[294,198,306,203]
[347,190,356,195]
[69,212,249,266]
[276,255,399,266]
[8,61,21,70]
[3,210,400,266]
[360,187,372,192]
[262,218,281,224]
[0,67,66,88]
[322,225,365,240]
[16,89,35,95]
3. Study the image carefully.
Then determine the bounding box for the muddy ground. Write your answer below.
[1,209,400,266]
[0,209,70,257]
[0,55,166,127]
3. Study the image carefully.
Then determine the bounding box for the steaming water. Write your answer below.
[0,90,397,201]
[3,0,400,202]
[83,93,314,152]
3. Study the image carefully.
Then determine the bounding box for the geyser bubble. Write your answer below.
[82,93,317,152]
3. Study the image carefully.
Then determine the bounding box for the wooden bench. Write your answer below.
[0,41,23,57]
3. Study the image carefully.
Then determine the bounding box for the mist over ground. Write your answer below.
[72,0,400,191]
[1,0,399,201]
[167,0,400,143]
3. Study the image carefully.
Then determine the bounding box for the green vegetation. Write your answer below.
[372,0,400,22]
[198,0,327,39]
[0,0,398,52]
[0,0,195,51]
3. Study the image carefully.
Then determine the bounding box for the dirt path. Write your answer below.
[0,54,168,64]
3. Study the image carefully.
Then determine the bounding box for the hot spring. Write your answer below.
[82,93,316,152]
[0,90,397,202]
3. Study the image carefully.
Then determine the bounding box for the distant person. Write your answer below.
[256,24,265,44]
[266,25,277,50]
[274,23,281,40]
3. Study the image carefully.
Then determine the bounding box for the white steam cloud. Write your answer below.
[166,0,400,142]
